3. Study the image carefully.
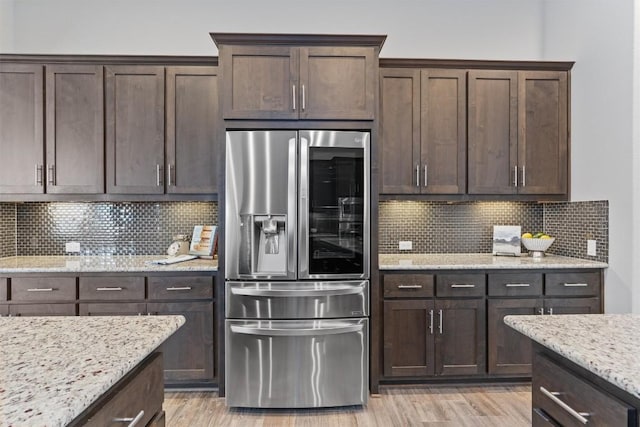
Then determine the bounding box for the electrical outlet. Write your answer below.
[65,241,81,253]
[587,240,597,256]
[399,241,413,251]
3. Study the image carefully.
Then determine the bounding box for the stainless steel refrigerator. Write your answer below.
[225,130,370,408]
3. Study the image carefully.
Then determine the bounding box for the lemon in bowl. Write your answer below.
[521,233,555,257]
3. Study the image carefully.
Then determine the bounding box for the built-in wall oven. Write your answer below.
[225,130,370,408]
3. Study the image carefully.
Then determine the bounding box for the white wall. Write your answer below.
[4,0,543,58]
[542,0,635,313]
[0,0,14,51]
[634,1,640,314]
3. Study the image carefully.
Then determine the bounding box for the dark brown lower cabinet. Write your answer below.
[147,301,215,385]
[383,298,485,378]
[0,304,8,316]
[79,302,146,316]
[488,298,540,375]
[544,297,600,315]
[435,298,485,376]
[10,303,76,316]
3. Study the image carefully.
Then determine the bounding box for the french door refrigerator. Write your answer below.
[225,130,370,408]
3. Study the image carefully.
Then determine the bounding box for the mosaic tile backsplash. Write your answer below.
[0,203,16,257]
[16,202,218,256]
[544,200,608,263]
[379,200,609,262]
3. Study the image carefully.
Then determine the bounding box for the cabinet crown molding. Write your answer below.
[210,32,387,49]
[380,58,574,71]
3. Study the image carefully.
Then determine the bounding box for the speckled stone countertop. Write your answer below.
[379,253,608,270]
[0,315,184,427]
[0,255,218,273]
[505,314,640,399]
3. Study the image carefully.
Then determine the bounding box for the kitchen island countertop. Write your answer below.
[505,314,640,400]
[379,253,607,270]
[0,315,184,427]
[0,255,217,273]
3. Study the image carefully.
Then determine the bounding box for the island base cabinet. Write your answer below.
[532,353,637,427]
[147,301,215,385]
[82,352,164,427]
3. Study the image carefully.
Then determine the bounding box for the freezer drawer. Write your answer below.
[226,280,369,319]
[225,318,369,408]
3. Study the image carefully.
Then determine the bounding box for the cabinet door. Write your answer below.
[468,70,518,195]
[379,69,420,194]
[79,302,146,316]
[383,299,435,377]
[420,69,466,194]
[105,65,165,194]
[544,297,601,315]
[147,301,214,384]
[488,298,541,375]
[518,71,568,196]
[0,64,44,194]
[45,64,104,194]
[166,66,219,194]
[10,303,76,316]
[0,305,8,316]
[434,298,486,376]
[220,45,298,119]
[299,47,375,120]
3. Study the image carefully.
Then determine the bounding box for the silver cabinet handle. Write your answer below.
[505,283,530,287]
[156,164,162,186]
[438,309,443,334]
[514,165,518,187]
[548,308,554,315]
[292,84,296,111]
[397,284,423,289]
[451,284,475,288]
[423,164,428,186]
[166,286,192,291]
[27,288,54,292]
[167,164,173,186]
[113,410,145,427]
[47,164,55,186]
[429,309,434,335]
[415,164,420,187]
[538,307,545,315]
[35,164,43,185]
[302,84,306,111]
[522,165,526,187]
[564,283,589,287]
[96,287,123,291]
[539,386,590,424]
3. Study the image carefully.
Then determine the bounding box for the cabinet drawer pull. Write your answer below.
[397,285,423,289]
[156,164,163,186]
[27,288,54,292]
[113,409,145,426]
[415,164,420,187]
[35,164,43,186]
[168,164,174,186]
[429,309,434,334]
[539,386,590,424]
[548,308,554,315]
[166,286,192,291]
[563,283,589,287]
[538,307,545,315]
[505,283,530,287]
[292,84,296,111]
[514,165,518,187]
[423,164,428,187]
[438,309,443,334]
[302,84,306,111]
[450,284,475,288]
[96,287,123,291]
[47,164,56,186]
[522,165,526,187]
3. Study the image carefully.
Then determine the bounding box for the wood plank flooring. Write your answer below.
[165,384,531,426]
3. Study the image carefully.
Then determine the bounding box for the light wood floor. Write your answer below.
[165,384,532,426]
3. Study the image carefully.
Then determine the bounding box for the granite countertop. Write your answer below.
[505,314,640,400]
[0,315,184,427]
[379,253,608,270]
[0,255,218,273]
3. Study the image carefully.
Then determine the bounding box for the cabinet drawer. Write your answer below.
[84,352,164,427]
[545,272,600,297]
[148,276,213,300]
[383,274,434,298]
[79,277,145,300]
[11,277,76,301]
[10,303,76,316]
[436,273,485,297]
[0,304,8,316]
[533,353,636,426]
[0,277,6,301]
[488,273,543,297]
[79,302,147,316]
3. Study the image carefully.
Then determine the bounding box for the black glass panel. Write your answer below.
[308,147,364,275]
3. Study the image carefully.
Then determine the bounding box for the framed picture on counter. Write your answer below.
[492,225,521,256]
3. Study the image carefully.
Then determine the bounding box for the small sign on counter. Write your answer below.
[492,225,521,257]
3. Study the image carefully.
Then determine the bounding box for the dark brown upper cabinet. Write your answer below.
[166,66,220,194]
[212,33,385,120]
[0,63,44,194]
[468,70,568,197]
[380,68,466,195]
[105,65,165,194]
[45,64,104,194]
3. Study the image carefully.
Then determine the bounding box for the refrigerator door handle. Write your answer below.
[298,135,310,278]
